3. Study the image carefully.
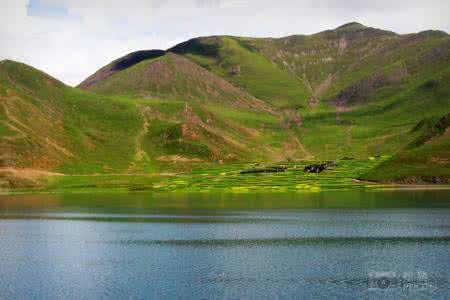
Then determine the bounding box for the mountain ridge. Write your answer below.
[77,22,448,89]
[1,22,449,187]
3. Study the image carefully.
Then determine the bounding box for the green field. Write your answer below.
[5,157,425,195]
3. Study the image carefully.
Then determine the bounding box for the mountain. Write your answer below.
[0,59,301,186]
[80,23,450,112]
[1,23,450,186]
[80,51,272,111]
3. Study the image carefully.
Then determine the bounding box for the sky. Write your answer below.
[1,0,449,86]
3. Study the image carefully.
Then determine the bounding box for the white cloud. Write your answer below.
[0,0,449,86]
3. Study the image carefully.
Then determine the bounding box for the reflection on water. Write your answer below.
[0,190,449,299]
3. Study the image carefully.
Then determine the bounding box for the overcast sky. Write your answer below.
[1,0,449,86]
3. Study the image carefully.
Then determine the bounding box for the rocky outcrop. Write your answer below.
[409,113,450,148]
[229,65,241,75]
[332,65,407,106]
[304,161,336,173]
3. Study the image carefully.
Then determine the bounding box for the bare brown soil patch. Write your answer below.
[0,168,64,188]
[156,155,203,163]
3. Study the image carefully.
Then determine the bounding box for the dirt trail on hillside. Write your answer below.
[0,168,64,189]
[128,106,151,172]
[0,168,64,177]
[346,124,354,146]
[295,136,313,159]
[370,129,410,142]
[1,97,28,141]
[277,106,313,160]
[302,73,336,107]
[1,93,74,159]
[183,102,247,152]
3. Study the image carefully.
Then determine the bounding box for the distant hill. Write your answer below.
[2,22,450,184]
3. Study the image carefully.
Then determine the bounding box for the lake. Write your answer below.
[0,190,449,299]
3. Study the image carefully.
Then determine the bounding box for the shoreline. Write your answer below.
[353,178,450,190]
[2,184,450,196]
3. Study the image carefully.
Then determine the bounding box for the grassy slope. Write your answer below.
[239,24,398,98]
[250,26,450,168]
[78,51,311,163]
[0,60,142,174]
[82,24,450,157]
[1,59,302,186]
[229,27,450,163]
[299,64,450,159]
[83,53,265,107]
[2,23,450,186]
[82,36,312,108]
[170,36,311,108]
[244,24,449,103]
[82,51,308,161]
[361,133,450,183]
[360,78,450,183]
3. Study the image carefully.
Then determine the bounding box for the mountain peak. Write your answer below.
[416,30,448,37]
[336,22,366,31]
[78,49,166,89]
[0,59,19,65]
[0,59,28,70]
[0,59,65,88]
[328,22,398,37]
[110,50,166,72]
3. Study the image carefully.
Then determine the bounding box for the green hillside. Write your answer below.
[0,59,303,187]
[81,52,268,108]
[170,36,311,108]
[1,23,450,189]
[236,23,449,106]
[0,59,142,174]
[361,111,450,183]
[360,130,450,184]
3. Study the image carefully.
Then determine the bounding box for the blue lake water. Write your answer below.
[0,190,449,299]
